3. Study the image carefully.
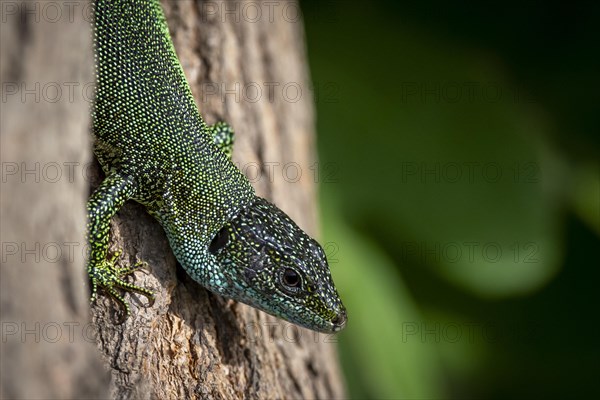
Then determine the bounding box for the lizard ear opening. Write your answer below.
[209,226,229,255]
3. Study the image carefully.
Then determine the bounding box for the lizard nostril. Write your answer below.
[331,309,347,329]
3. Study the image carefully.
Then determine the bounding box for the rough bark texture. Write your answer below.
[0,0,109,398]
[3,0,343,398]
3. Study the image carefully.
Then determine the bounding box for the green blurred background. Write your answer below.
[300,1,600,398]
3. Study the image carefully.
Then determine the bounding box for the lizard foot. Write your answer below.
[89,249,155,324]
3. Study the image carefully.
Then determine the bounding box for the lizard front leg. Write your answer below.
[207,121,235,160]
[87,172,154,322]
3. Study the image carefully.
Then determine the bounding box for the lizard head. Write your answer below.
[208,196,347,333]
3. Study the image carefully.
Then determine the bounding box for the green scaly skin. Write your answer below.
[89,0,347,333]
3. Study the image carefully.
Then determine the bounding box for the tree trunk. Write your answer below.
[0,0,108,398]
[2,0,346,398]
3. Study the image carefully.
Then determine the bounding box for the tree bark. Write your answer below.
[1,0,345,398]
[0,0,108,398]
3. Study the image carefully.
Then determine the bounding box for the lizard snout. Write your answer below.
[331,307,347,332]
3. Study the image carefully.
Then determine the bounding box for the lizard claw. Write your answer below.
[89,249,155,322]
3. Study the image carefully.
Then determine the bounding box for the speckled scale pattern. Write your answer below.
[88,0,346,333]
[92,0,254,272]
[214,197,346,332]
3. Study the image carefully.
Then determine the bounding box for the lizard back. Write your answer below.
[92,0,254,246]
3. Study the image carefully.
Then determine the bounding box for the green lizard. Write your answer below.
[89,0,347,333]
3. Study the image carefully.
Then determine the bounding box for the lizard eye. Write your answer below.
[209,226,229,255]
[280,268,302,293]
